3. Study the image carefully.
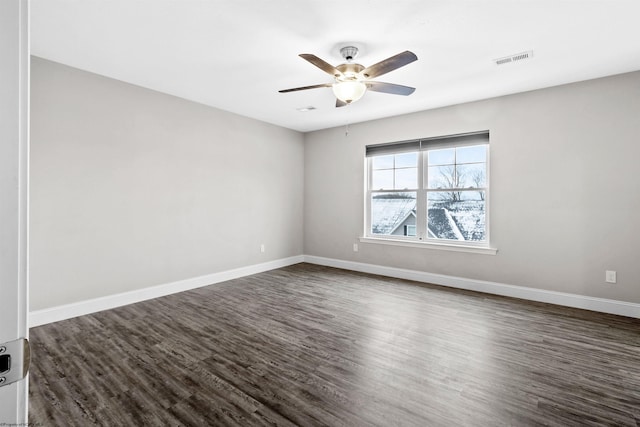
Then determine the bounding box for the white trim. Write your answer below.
[29,256,304,327]
[0,0,30,423]
[19,0,29,421]
[303,255,640,319]
[359,237,498,255]
[29,253,640,327]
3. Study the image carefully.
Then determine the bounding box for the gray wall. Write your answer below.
[31,56,640,311]
[30,57,304,311]
[304,71,640,303]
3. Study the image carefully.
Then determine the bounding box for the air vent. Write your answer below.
[297,106,316,112]
[494,50,533,66]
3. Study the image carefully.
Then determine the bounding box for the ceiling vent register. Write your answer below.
[494,50,533,66]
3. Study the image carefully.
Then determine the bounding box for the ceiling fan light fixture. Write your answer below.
[280,49,417,108]
[332,80,367,104]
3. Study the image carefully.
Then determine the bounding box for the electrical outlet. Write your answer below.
[260,244,265,253]
[353,243,358,252]
[605,270,616,284]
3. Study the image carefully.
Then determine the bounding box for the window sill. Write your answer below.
[359,237,498,255]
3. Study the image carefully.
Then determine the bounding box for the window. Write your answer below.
[366,131,489,248]
[404,225,416,236]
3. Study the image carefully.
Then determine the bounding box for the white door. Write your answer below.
[0,0,30,424]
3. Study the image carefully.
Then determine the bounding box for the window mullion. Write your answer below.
[365,157,372,236]
[416,151,427,241]
[389,156,395,190]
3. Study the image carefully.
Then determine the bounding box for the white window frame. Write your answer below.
[362,131,497,255]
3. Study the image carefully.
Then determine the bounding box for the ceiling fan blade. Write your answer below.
[336,98,348,108]
[299,54,342,77]
[278,83,332,93]
[360,51,418,79]
[366,81,416,96]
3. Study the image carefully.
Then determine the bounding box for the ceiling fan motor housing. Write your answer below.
[336,63,364,80]
[340,46,359,62]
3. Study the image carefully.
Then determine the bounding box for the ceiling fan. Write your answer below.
[279,46,418,107]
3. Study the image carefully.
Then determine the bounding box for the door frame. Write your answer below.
[0,0,30,423]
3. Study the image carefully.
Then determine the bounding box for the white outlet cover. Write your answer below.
[605,270,616,283]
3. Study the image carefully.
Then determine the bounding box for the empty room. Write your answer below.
[1,0,639,425]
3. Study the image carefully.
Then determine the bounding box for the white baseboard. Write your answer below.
[29,255,305,327]
[303,255,640,319]
[30,253,640,327]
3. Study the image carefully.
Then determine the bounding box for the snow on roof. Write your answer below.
[428,208,462,240]
[372,196,485,241]
[429,200,485,241]
[371,196,416,235]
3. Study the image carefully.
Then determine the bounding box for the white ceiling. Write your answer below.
[31,1,640,132]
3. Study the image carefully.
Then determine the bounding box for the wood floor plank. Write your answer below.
[29,263,640,426]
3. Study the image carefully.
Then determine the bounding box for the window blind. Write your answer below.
[365,131,489,157]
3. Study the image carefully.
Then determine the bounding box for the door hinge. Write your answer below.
[0,338,30,387]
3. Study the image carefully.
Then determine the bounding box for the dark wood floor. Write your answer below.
[29,263,640,426]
